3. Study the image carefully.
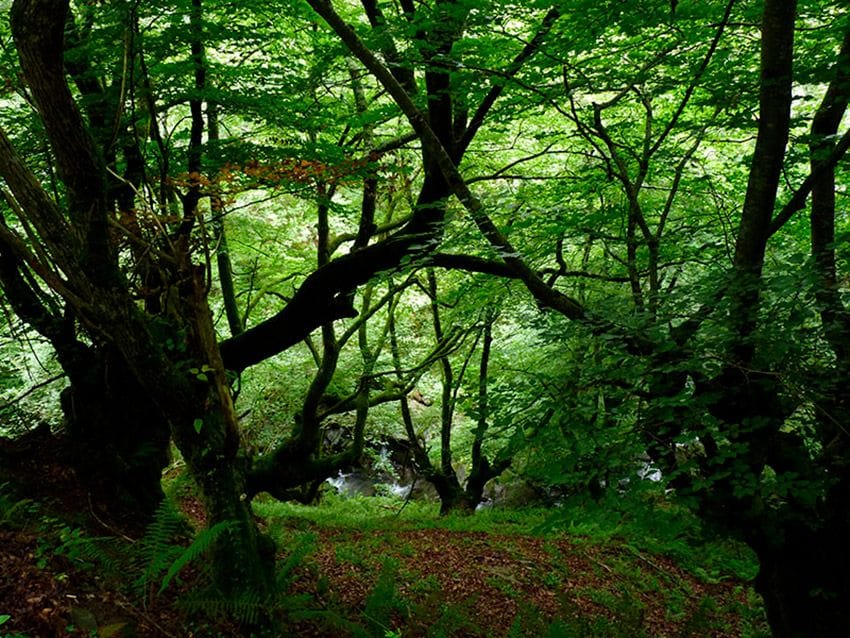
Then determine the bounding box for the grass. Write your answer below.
[254,490,551,535]
[253,486,769,637]
[257,486,759,583]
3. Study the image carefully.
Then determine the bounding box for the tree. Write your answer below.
[306,0,850,634]
[0,0,554,608]
[388,271,513,513]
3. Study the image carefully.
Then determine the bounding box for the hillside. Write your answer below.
[1,461,769,637]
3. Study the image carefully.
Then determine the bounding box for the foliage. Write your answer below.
[361,558,407,638]
[258,489,759,582]
[1,0,850,633]
[0,483,36,527]
[178,588,269,628]
[0,330,66,436]
[540,489,760,583]
[132,499,239,603]
[263,492,767,637]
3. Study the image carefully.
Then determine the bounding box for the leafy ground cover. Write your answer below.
[1,463,770,637]
[258,496,769,637]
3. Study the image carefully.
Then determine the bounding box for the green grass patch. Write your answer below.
[254,491,551,536]
[539,490,760,583]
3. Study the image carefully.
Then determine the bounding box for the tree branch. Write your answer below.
[456,7,560,158]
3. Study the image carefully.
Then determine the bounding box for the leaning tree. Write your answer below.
[0,0,560,601]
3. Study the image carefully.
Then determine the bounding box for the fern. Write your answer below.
[158,520,234,594]
[57,531,125,575]
[0,497,34,526]
[131,498,241,603]
[173,530,322,631]
[0,482,37,527]
[180,589,266,625]
[275,532,317,590]
[362,558,407,637]
[133,500,185,597]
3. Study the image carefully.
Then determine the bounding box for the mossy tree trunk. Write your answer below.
[2,0,273,601]
[161,258,274,595]
[59,346,171,521]
[0,225,168,523]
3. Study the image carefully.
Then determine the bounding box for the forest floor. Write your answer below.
[0,442,770,637]
[278,526,764,637]
[251,496,769,638]
[0,516,769,637]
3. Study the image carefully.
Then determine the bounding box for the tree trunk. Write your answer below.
[750,22,850,638]
[177,405,275,597]
[429,471,467,515]
[751,520,850,638]
[60,345,170,521]
[6,0,274,604]
[687,4,850,636]
[155,257,274,598]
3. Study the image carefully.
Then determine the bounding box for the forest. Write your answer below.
[0,0,848,636]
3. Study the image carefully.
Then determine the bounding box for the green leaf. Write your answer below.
[158,521,234,594]
[0,614,10,625]
[193,418,204,434]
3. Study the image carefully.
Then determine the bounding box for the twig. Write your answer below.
[582,550,613,574]
[395,476,418,517]
[0,373,66,410]
[114,598,179,638]
[625,545,691,592]
[87,493,136,544]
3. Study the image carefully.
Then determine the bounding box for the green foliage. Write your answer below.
[260,491,767,637]
[179,589,268,627]
[0,483,37,528]
[2,0,849,633]
[0,502,182,625]
[508,597,649,638]
[157,521,234,594]
[133,500,190,598]
[41,525,124,575]
[274,531,317,591]
[361,559,407,638]
[173,517,320,628]
[0,334,66,436]
[540,491,760,583]
[0,483,126,580]
[255,493,552,536]
[420,600,481,637]
[133,499,234,600]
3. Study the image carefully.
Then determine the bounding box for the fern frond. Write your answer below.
[133,499,191,597]
[181,589,266,625]
[158,520,235,594]
[0,482,37,526]
[276,532,317,589]
[61,535,125,574]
